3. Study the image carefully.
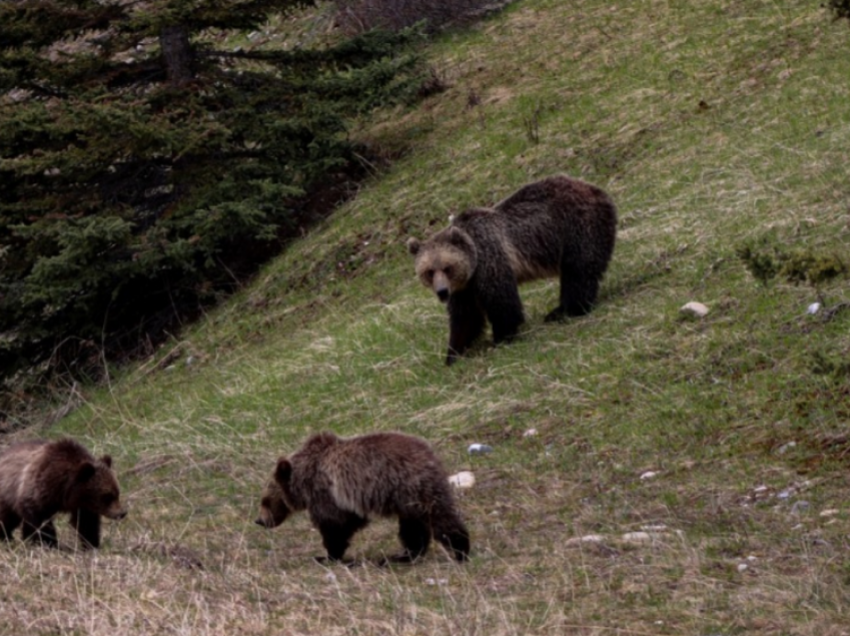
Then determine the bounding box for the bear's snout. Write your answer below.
[255,517,272,528]
[436,288,449,302]
[107,506,128,521]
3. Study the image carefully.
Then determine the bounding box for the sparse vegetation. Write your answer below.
[827,0,850,22]
[332,0,511,34]
[2,0,850,634]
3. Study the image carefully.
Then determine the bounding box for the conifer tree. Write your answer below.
[0,0,421,385]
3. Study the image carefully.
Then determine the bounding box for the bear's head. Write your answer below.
[68,455,128,520]
[407,226,478,302]
[255,476,291,528]
[255,456,312,528]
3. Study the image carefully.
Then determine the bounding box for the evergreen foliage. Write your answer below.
[0,0,423,386]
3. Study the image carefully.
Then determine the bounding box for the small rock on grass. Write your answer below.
[448,471,475,489]
[680,301,709,318]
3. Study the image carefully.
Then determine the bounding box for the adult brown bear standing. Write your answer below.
[407,175,617,365]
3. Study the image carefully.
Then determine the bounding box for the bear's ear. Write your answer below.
[274,458,292,485]
[406,237,421,256]
[77,462,97,483]
[100,455,113,469]
[447,226,467,246]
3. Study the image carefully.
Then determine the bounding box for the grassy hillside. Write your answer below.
[3,0,850,634]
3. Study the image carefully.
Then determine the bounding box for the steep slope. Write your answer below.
[2,1,849,634]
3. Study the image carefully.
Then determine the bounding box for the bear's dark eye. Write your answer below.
[444,266,454,277]
[425,269,434,281]
[261,497,270,507]
[102,493,115,506]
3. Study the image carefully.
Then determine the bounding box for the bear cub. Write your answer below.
[407,174,617,364]
[256,431,470,564]
[0,438,128,549]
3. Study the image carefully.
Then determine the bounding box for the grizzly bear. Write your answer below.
[407,174,617,364]
[0,438,128,549]
[255,431,470,564]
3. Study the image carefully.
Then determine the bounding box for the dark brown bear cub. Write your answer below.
[407,174,617,365]
[0,438,127,549]
[256,431,470,564]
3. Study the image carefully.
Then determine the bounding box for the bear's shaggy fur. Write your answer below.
[407,174,617,364]
[256,431,470,564]
[0,438,127,549]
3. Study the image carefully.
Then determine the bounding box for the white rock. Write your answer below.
[640,470,659,480]
[448,471,475,489]
[523,428,538,438]
[468,443,493,455]
[807,302,821,315]
[565,534,605,546]
[819,508,840,518]
[425,578,448,586]
[621,531,654,543]
[680,301,709,318]
[777,441,797,454]
[737,563,749,573]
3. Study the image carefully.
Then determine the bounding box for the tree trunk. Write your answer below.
[160,24,193,86]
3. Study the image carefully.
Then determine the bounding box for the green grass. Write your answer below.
[3,0,850,634]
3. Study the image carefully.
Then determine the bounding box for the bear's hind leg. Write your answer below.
[546,266,599,321]
[22,519,58,548]
[318,512,368,563]
[70,509,101,549]
[384,517,431,564]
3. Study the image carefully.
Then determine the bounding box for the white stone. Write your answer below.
[523,428,538,438]
[621,531,654,543]
[425,578,448,586]
[737,563,749,573]
[680,301,709,318]
[468,443,493,455]
[807,302,821,315]
[640,470,659,480]
[777,441,797,454]
[819,508,840,518]
[565,534,605,546]
[448,471,475,489]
